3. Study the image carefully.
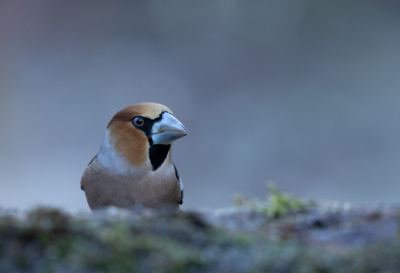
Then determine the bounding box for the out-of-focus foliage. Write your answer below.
[2,205,400,273]
[233,182,306,217]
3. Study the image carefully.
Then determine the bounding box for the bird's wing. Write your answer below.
[81,155,97,191]
[87,155,97,166]
[173,163,183,205]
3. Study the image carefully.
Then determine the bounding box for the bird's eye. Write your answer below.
[133,116,144,127]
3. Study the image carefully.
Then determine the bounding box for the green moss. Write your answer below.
[233,182,306,217]
[265,182,305,217]
[1,205,400,272]
[233,233,253,247]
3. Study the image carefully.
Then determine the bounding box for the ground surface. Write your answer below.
[1,202,400,273]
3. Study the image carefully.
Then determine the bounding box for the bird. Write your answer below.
[80,102,188,211]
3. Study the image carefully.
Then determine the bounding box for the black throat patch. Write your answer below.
[148,144,171,171]
[131,112,171,171]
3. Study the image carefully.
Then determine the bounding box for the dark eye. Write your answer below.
[133,116,144,127]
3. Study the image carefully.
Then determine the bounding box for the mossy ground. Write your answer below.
[1,202,400,273]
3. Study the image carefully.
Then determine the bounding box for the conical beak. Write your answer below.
[150,112,188,145]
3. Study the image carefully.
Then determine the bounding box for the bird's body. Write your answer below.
[81,155,182,210]
[81,102,187,211]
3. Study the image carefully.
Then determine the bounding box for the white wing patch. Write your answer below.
[179,178,183,204]
[179,178,183,191]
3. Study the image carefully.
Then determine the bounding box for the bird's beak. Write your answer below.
[151,112,188,145]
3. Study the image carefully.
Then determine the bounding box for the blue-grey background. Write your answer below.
[1,1,400,212]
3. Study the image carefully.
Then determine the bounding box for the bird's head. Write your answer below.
[97,102,188,174]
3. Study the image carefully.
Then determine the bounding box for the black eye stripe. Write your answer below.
[131,115,159,137]
[131,112,170,135]
[131,112,171,171]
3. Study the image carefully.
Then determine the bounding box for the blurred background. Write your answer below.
[1,1,400,212]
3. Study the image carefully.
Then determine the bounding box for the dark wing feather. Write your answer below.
[173,163,183,205]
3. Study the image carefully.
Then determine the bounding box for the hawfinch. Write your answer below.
[80,102,188,211]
